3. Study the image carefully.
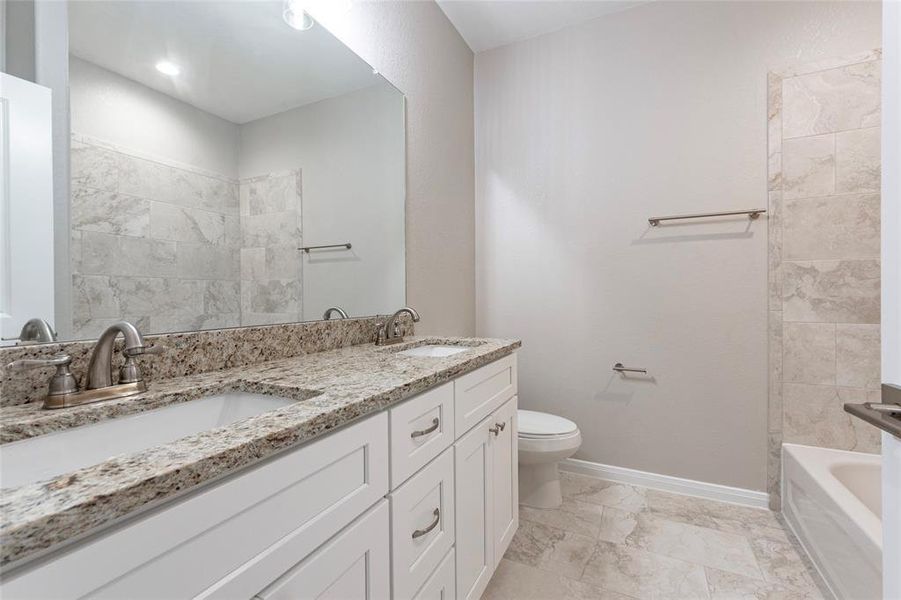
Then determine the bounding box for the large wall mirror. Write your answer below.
[3,0,405,345]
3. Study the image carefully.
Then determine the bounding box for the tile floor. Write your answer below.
[483,471,828,600]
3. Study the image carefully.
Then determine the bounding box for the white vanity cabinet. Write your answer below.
[2,353,518,600]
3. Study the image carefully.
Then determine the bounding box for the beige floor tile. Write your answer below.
[520,497,606,538]
[625,514,763,580]
[646,489,787,541]
[505,519,597,580]
[483,558,635,600]
[598,506,639,544]
[705,567,823,600]
[581,541,710,600]
[750,536,820,593]
[561,472,648,513]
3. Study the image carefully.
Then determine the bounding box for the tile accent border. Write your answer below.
[560,458,770,510]
[767,49,882,510]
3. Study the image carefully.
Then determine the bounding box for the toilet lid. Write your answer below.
[518,410,578,437]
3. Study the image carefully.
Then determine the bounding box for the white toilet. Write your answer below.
[517,409,582,508]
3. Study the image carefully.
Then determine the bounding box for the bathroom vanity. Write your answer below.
[0,336,520,600]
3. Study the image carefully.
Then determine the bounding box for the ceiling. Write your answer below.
[69,1,383,124]
[436,0,646,53]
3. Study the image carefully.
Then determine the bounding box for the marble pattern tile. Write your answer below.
[625,514,762,579]
[782,323,835,385]
[782,60,881,138]
[241,211,302,248]
[70,141,118,191]
[79,231,177,278]
[150,202,230,245]
[782,259,880,324]
[581,541,710,599]
[241,280,301,315]
[483,559,630,600]
[782,134,834,199]
[768,310,783,433]
[783,383,865,450]
[783,193,880,261]
[560,472,648,513]
[506,519,596,580]
[768,192,783,310]
[176,243,239,280]
[836,127,881,193]
[519,498,605,539]
[835,324,880,389]
[497,472,826,600]
[71,187,150,237]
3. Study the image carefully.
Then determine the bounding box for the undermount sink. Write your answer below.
[0,392,295,490]
[397,345,470,358]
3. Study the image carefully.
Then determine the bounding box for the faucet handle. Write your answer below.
[7,353,72,370]
[119,345,164,384]
[122,344,165,358]
[6,354,79,397]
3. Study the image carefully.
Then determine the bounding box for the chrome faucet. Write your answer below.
[323,306,349,320]
[6,321,163,409]
[377,307,420,346]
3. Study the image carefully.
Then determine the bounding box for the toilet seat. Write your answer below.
[518,410,578,439]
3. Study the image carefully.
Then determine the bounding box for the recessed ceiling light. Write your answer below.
[155,60,181,76]
[283,0,314,31]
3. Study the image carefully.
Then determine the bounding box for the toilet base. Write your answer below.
[519,462,564,508]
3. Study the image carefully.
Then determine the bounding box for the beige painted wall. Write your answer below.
[475,1,881,490]
[309,1,475,336]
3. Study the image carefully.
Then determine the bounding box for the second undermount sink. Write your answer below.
[0,391,296,490]
[397,345,470,358]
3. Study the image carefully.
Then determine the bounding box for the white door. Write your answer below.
[253,501,390,600]
[880,2,900,597]
[454,415,494,600]
[491,396,518,567]
[0,73,54,344]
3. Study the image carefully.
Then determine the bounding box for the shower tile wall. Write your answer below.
[238,171,304,326]
[767,51,882,507]
[70,135,241,338]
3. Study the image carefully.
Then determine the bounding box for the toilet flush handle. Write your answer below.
[489,422,505,436]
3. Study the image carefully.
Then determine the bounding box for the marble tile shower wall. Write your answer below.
[70,134,241,338]
[767,51,882,507]
[239,171,304,326]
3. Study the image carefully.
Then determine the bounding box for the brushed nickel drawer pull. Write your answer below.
[411,418,440,438]
[412,508,440,539]
[613,363,648,374]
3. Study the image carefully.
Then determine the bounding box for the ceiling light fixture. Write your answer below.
[155,60,181,76]
[283,0,314,31]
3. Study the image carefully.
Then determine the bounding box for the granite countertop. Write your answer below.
[0,336,520,568]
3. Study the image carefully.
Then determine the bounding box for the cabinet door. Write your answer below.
[454,415,494,600]
[491,396,518,566]
[253,501,390,600]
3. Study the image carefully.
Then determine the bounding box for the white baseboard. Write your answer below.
[559,458,771,510]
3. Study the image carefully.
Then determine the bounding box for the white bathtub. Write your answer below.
[782,443,882,600]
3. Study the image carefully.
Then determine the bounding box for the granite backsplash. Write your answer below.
[0,316,412,407]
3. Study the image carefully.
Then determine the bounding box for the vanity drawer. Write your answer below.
[389,381,454,488]
[252,500,390,600]
[389,447,455,600]
[2,412,389,600]
[454,354,517,435]
[411,547,456,600]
